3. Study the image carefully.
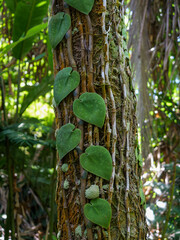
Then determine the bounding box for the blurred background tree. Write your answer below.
[0,0,179,239]
[129,0,180,239]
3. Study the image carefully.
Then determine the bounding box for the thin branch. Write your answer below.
[85,15,95,93]
[77,13,87,93]
[63,4,93,239]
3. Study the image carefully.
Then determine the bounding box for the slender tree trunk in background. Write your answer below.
[5,138,15,240]
[1,77,15,239]
[52,0,147,239]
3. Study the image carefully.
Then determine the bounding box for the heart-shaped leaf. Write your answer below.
[80,145,112,180]
[48,12,71,49]
[73,93,106,128]
[54,67,80,105]
[65,0,94,15]
[56,123,81,160]
[84,198,112,229]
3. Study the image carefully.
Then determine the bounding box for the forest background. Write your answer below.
[0,0,179,239]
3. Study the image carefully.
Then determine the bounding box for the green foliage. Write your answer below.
[28,166,53,185]
[65,0,94,15]
[80,145,112,180]
[0,23,48,57]
[84,198,112,229]
[139,188,146,205]
[56,123,81,160]
[20,74,54,116]
[48,12,71,49]
[4,0,20,12]
[12,0,48,59]
[54,67,80,105]
[0,1,57,238]
[0,121,55,147]
[135,147,143,167]
[73,93,106,128]
[47,35,54,70]
[0,129,45,147]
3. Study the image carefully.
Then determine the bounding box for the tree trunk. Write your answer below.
[52,0,147,239]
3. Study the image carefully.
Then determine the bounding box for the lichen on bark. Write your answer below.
[52,0,147,239]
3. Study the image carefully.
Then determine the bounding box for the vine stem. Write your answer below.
[77,12,87,93]
[125,131,130,240]
[102,0,117,203]
[51,1,73,237]
[102,1,117,239]
[64,4,93,240]
[112,1,132,236]
[122,83,131,239]
[113,0,126,76]
[101,53,111,151]
[85,15,95,93]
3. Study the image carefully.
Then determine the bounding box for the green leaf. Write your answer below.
[139,154,143,167]
[5,0,22,12]
[0,129,50,147]
[47,35,53,70]
[122,27,127,39]
[0,23,48,58]
[135,147,143,167]
[56,123,81,160]
[80,145,112,180]
[5,0,20,12]
[73,93,106,128]
[54,67,80,105]
[139,188,146,205]
[19,74,53,116]
[48,12,71,49]
[124,51,129,59]
[139,180,145,205]
[65,0,94,15]
[84,198,112,229]
[12,0,48,59]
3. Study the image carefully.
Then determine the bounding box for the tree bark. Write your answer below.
[52,0,147,239]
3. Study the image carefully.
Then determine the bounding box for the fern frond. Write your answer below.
[0,129,55,147]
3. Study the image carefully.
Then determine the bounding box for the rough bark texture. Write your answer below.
[53,0,147,239]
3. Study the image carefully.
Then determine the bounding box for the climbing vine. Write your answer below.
[49,0,147,239]
[49,0,112,230]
